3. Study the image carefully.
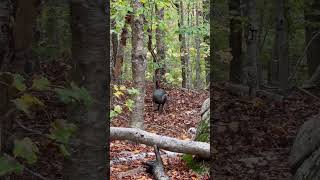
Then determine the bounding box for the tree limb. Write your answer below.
[110,127,210,158]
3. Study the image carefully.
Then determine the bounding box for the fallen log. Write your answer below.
[110,127,210,158]
[225,83,284,102]
[144,145,170,180]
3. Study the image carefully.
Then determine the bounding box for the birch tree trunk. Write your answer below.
[63,0,108,179]
[130,0,146,129]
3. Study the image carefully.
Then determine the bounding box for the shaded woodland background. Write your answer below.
[0,0,320,179]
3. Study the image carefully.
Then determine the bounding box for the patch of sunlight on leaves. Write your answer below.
[31,76,51,91]
[13,138,39,164]
[48,119,77,144]
[0,155,23,176]
[12,74,26,91]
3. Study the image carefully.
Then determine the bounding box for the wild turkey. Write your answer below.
[152,80,167,113]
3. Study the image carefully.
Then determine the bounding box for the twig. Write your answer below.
[24,167,49,180]
[14,119,44,136]
[296,86,320,100]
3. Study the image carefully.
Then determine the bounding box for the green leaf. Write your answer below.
[31,76,51,91]
[110,110,118,118]
[127,88,140,95]
[182,154,205,173]
[12,74,26,92]
[58,144,70,157]
[13,138,39,164]
[114,105,122,114]
[48,119,77,144]
[0,155,23,176]
[125,99,134,111]
[54,82,93,107]
[12,94,44,116]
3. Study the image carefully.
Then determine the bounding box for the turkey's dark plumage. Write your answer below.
[153,88,167,112]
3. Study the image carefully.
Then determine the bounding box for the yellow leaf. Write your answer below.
[119,85,126,91]
[113,85,119,91]
[114,91,124,98]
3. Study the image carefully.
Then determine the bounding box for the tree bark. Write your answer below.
[130,0,146,129]
[113,14,130,83]
[0,0,11,158]
[111,127,210,158]
[228,0,243,84]
[275,0,289,90]
[63,0,108,179]
[0,0,11,71]
[144,145,170,180]
[155,5,166,70]
[178,0,191,88]
[11,0,40,74]
[203,0,210,85]
[305,0,320,77]
[244,0,259,96]
[195,1,201,89]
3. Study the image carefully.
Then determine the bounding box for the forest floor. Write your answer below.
[110,81,210,180]
[211,83,320,180]
[8,62,320,180]
[112,81,320,180]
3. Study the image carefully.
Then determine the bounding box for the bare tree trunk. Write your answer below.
[305,0,320,77]
[0,0,11,157]
[113,14,130,83]
[203,0,210,85]
[0,0,11,71]
[111,20,118,79]
[178,1,191,88]
[155,5,166,70]
[244,0,259,96]
[130,0,146,129]
[195,1,201,89]
[275,0,289,90]
[63,0,108,179]
[229,0,243,84]
[12,0,40,74]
